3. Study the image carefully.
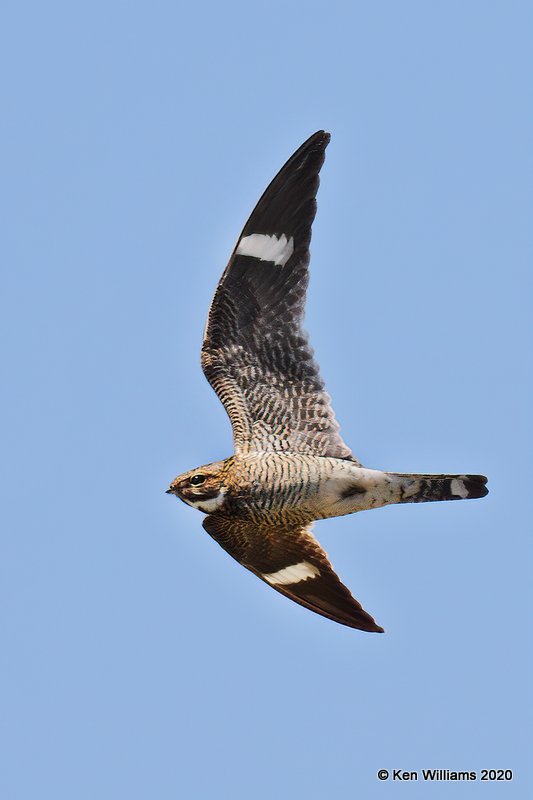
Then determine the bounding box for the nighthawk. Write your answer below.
[167,131,488,632]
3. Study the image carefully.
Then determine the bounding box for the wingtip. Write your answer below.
[297,130,330,153]
[310,129,331,148]
[361,621,385,634]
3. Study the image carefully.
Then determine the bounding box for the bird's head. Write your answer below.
[166,460,230,514]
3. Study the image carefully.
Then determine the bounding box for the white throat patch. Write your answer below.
[236,233,294,266]
[188,488,227,514]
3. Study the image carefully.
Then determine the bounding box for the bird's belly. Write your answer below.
[231,456,399,523]
[307,463,400,519]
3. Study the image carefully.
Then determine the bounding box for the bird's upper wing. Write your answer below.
[202,513,383,632]
[201,131,359,462]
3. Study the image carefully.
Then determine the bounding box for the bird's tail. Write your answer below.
[386,473,488,504]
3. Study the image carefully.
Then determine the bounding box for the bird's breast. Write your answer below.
[226,453,328,522]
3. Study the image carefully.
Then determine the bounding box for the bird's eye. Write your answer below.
[190,474,206,486]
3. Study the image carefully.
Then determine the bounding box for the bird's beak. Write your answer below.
[166,487,175,495]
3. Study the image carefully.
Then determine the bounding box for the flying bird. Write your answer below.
[167,131,488,632]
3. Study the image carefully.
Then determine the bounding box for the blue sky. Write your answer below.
[1,1,531,797]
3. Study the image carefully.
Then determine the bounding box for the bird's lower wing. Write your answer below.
[202,514,383,633]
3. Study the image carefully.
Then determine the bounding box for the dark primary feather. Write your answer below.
[202,131,358,462]
[202,514,383,633]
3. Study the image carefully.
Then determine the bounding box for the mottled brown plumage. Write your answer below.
[167,131,488,632]
[201,132,354,461]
